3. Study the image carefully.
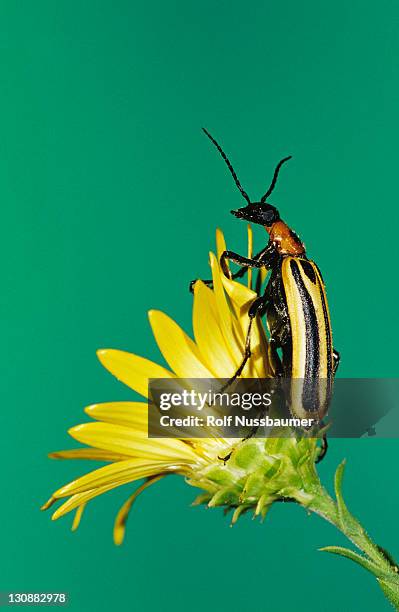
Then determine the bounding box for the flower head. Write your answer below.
[43,229,321,544]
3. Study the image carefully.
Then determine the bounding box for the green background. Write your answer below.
[2,1,399,610]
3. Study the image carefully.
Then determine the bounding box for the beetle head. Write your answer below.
[202,128,291,227]
[231,203,280,226]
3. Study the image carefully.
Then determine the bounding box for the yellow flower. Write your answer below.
[42,228,280,544]
[38,217,399,612]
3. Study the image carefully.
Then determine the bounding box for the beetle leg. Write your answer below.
[220,295,269,392]
[265,284,290,377]
[316,435,328,463]
[220,250,266,278]
[333,349,340,375]
[189,266,249,293]
[221,243,278,278]
[189,246,270,293]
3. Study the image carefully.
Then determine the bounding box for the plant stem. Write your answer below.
[303,462,399,610]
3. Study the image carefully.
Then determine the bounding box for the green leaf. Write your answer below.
[191,492,212,506]
[208,486,237,507]
[230,504,251,525]
[322,546,399,609]
[333,461,387,567]
[377,546,399,573]
[334,461,357,533]
[377,579,399,610]
[320,546,389,580]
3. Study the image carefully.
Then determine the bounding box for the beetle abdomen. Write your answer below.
[281,256,333,419]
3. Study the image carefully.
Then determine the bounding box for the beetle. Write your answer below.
[191,129,339,456]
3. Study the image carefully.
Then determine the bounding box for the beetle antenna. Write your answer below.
[202,128,251,205]
[260,156,292,203]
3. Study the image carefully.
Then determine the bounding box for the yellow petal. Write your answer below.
[209,251,245,364]
[85,401,196,440]
[212,246,272,378]
[113,475,165,545]
[85,402,148,429]
[251,317,273,377]
[49,448,132,461]
[97,349,174,398]
[71,504,86,531]
[221,275,258,313]
[52,469,172,521]
[68,422,199,462]
[52,485,118,519]
[221,276,272,378]
[192,281,237,377]
[53,457,186,499]
[215,228,227,261]
[260,267,268,285]
[148,310,212,378]
[41,496,56,511]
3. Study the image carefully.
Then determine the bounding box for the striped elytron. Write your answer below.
[191,129,339,451]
